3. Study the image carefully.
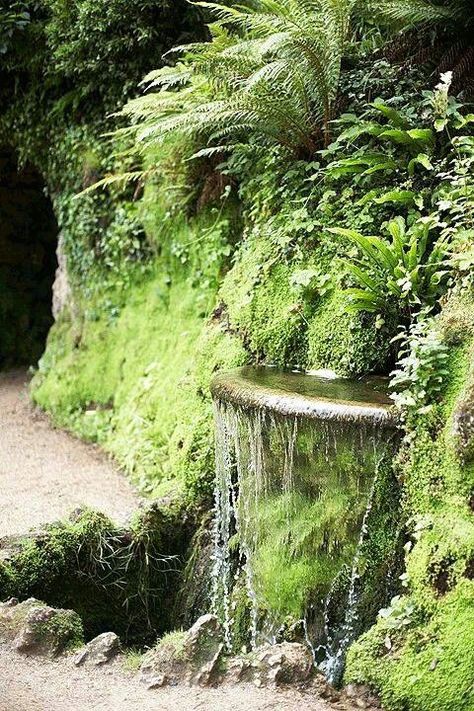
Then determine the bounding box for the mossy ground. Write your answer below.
[16,163,473,709]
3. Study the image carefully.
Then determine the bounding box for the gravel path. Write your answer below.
[0,370,140,536]
[0,648,344,711]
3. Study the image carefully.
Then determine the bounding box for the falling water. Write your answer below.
[321,455,380,685]
[210,367,401,682]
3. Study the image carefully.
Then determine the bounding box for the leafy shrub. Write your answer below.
[390,315,449,416]
[0,1,30,54]
[120,0,457,162]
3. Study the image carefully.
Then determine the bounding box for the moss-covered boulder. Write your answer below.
[0,598,83,657]
[0,504,192,644]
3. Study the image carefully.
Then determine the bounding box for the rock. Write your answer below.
[226,641,317,689]
[146,674,168,689]
[52,233,73,319]
[226,656,253,683]
[0,598,83,657]
[74,632,120,666]
[141,614,224,687]
[3,598,18,608]
[342,684,381,709]
[251,642,315,687]
[275,618,308,644]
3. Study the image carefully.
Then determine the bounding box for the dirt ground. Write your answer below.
[0,647,349,711]
[0,370,140,537]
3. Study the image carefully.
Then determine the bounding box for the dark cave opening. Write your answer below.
[0,148,58,368]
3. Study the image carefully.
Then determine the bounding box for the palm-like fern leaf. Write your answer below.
[118,0,474,163]
[118,0,359,158]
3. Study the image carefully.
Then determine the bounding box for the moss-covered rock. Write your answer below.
[345,294,474,710]
[0,598,83,657]
[141,614,224,686]
[346,581,474,711]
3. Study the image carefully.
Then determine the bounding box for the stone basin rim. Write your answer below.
[211,368,399,427]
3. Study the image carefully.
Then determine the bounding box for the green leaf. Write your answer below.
[342,261,379,292]
[374,190,416,206]
[408,153,434,176]
[407,128,434,146]
[370,100,410,129]
[379,129,414,146]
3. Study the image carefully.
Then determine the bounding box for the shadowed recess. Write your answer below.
[0,148,58,368]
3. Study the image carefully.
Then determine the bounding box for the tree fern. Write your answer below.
[116,0,474,165]
[365,0,473,29]
[118,0,358,159]
[363,0,455,27]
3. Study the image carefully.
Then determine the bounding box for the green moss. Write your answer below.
[35,608,84,654]
[307,288,395,376]
[251,491,359,619]
[32,203,247,501]
[224,254,307,366]
[347,581,474,711]
[153,629,188,662]
[228,572,252,653]
[345,295,474,709]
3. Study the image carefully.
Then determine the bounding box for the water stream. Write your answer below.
[211,367,402,685]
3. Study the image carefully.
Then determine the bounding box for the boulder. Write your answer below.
[250,642,315,687]
[74,632,120,666]
[0,598,83,657]
[225,641,315,688]
[342,684,382,709]
[141,614,224,687]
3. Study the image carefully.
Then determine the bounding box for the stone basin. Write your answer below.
[211,366,397,427]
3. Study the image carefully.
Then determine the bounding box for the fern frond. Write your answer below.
[362,0,455,27]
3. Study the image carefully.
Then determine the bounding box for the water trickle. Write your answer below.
[211,367,402,683]
[322,459,380,685]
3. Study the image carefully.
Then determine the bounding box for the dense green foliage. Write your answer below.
[115,0,473,161]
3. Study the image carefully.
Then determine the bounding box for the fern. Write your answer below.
[329,217,452,318]
[363,0,456,27]
[369,1,474,97]
[114,0,474,168]
[118,0,359,159]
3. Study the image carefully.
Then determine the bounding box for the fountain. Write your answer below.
[210,366,403,685]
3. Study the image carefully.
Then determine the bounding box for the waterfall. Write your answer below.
[210,367,401,681]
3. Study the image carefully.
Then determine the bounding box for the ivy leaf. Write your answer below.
[408,153,434,176]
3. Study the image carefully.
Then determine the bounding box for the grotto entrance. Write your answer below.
[0,148,58,367]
